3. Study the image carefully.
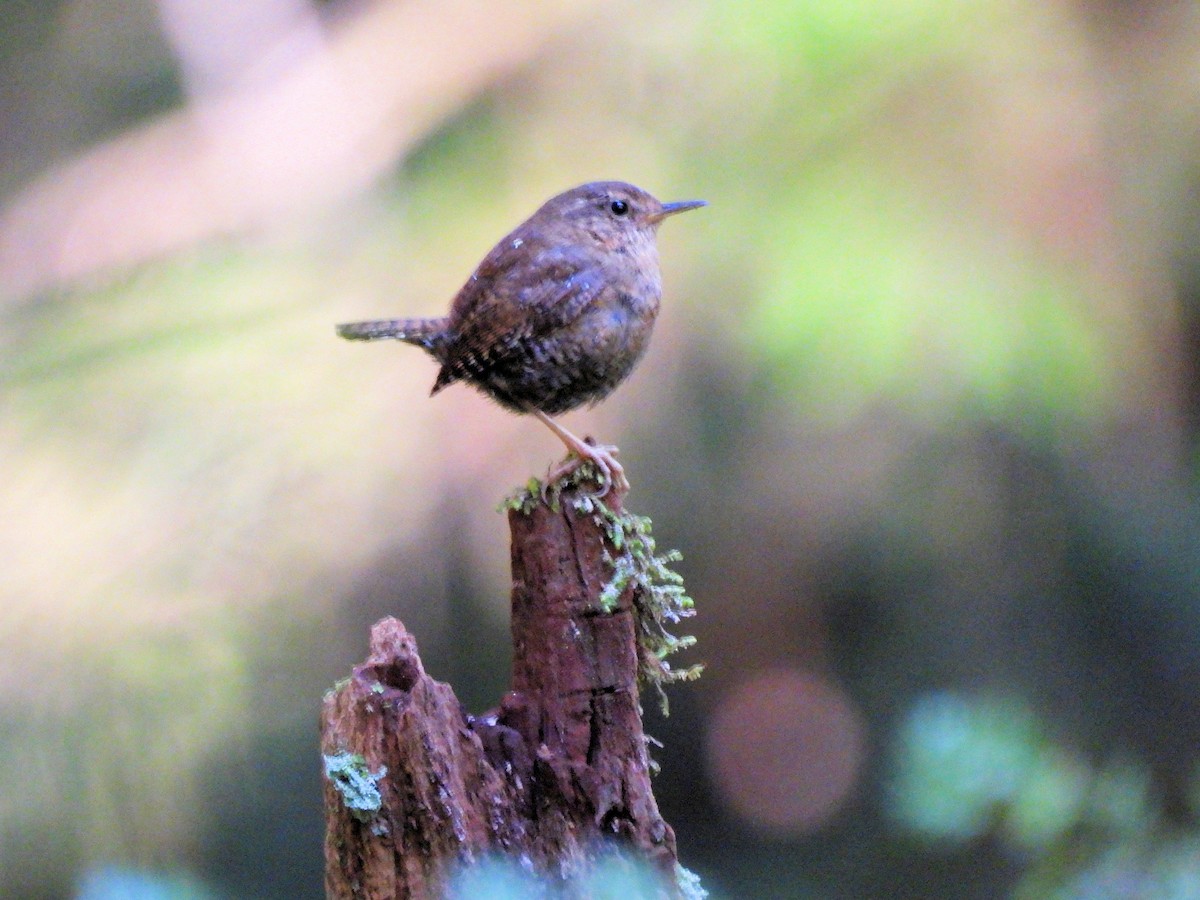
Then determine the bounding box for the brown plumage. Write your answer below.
[337,181,705,492]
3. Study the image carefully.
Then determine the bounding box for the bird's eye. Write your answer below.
[609,199,629,216]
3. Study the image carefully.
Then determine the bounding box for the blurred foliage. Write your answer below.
[890,692,1200,899]
[75,867,218,900]
[445,852,703,900]
[749,164,1111,427]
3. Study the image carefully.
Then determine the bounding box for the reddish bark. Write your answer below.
[321,485,678,898]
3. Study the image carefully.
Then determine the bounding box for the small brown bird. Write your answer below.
[337,181,705,493]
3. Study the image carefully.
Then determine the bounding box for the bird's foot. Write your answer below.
[528,410,628,504]
[542,439,626,503]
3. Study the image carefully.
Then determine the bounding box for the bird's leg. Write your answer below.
[531,409,627,497]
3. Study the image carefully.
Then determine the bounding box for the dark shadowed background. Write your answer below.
[6,1,1200,897]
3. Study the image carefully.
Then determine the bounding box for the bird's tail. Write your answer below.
[335,316,451,353]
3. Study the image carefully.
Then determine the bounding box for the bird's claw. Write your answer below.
[541,442,626,504]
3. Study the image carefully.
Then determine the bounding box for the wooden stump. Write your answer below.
[321,483,689,898]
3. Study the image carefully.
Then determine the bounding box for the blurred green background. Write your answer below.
[6,0,1200,897]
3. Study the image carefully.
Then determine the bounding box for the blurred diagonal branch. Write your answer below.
[0,0,594,302]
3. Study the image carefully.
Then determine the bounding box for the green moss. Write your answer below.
[498,476,544,515]
[582,495,704,716]
[499,460,609,515]
[323,751,387,823]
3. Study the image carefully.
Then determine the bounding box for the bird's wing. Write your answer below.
[436,239,607,389]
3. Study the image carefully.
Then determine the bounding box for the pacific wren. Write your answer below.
[336,181,705,493]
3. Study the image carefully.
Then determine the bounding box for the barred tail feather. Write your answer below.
[335,316,450,352]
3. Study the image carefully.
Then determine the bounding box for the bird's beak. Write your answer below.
[652,199,707,223]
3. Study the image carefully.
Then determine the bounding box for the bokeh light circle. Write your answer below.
[707,668,867,835]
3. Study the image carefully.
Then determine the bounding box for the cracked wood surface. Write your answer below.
[321,484,677,898]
